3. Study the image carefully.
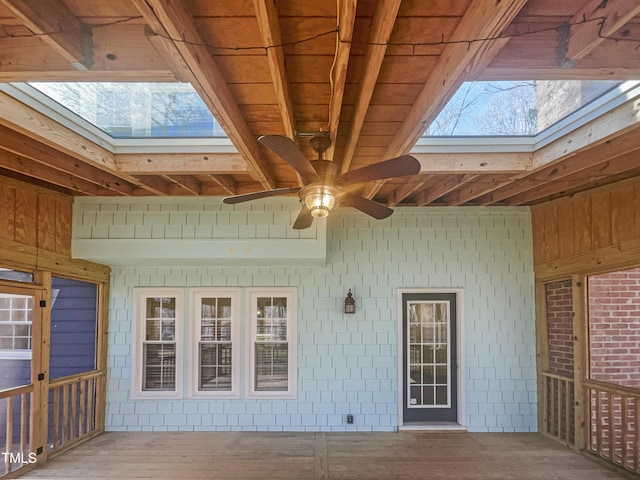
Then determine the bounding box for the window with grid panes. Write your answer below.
[247,288,297,398]
[189,289,239,397]
[0,293,33,359]
[132,288,183,399]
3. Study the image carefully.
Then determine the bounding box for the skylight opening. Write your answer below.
[424,80,622,137]
[28,82,227,139]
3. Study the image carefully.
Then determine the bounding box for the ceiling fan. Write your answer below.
[223,134,421,229]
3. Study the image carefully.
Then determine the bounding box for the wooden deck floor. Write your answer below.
[17,432,633,480]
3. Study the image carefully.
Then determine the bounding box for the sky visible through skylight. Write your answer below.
[425,80,621,137]
[25,80,623,142]
[29,82,227,139]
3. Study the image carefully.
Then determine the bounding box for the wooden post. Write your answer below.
[572,274,587,451]
[535,280,550,435]
[94,281,109,433]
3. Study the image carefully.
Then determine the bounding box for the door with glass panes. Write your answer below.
[401,292,458,423]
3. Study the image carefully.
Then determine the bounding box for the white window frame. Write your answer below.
[131,287,184,400]
[246,287,297,399]
[188,288,240,398]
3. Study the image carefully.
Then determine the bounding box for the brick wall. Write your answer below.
[545,279,574,377]
[74,198,537,433]
[588,267,640,388]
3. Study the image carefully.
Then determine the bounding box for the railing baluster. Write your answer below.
[53,386,60,449]
[543,375,549,434]
[622,395,629,467]
[62,384,69,446]
[20,392,27,455]
[564,380,571,445]
[555,379,564,439]
[70,382,77,441]
[87,378,95,432]
[5,397,12,475]
[79,379,86,437]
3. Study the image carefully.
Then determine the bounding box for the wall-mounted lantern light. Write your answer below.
[344,289,356,314]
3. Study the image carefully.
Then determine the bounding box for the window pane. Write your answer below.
[0,268,34,283]
[144,343,175,390]
[273,319,287,341]
[201,298,216,318]
[146,319,160,341]
[219,319,231,342]
[217,297,231,318]
[199,343,232,391]
[255,343,288,391]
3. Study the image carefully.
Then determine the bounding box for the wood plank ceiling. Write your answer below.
[0,0,639,207]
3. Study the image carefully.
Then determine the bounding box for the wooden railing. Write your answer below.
[48,370,103,456]
[585,379,640,474]
[0,384,33,477]
[540,371,575,446]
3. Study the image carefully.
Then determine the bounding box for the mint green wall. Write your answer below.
[73,198,536,432]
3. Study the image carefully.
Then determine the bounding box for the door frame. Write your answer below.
[0,280,47,476]
[397,288,465,428]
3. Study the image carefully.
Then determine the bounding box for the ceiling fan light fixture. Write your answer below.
[301,185,338,218]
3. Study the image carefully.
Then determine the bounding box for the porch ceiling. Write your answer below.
[0,0,639,207]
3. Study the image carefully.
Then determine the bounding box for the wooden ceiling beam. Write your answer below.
[251,0,305,188]
[339,0,401,174]
[416,175,477,206]
[506,148,640,205]
[0,125,137,196]
[363,0,527,199]
[0,91,115,171]
[413,152,531,174]
[252,0,296,140]
[474,126,640,205]
[384,0,528,158]
[0,92,172,196]
[326,0,357,161]
[0,0,94,69]
[0,148,111,195]
[468,91,640,204]
[116,153,248,175]
[162,175,201,196]
[206,174,236,196]
[133,0,275,190]
[443,174,517,206]
[130,176,172,196]
[562,0,640,67]
[388,176,432,207]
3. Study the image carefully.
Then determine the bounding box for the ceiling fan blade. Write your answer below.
[258,135,319,182]
[335,155,421,186]
[222,187,300,205]
[292,206,314,229]
[340,192,393,219]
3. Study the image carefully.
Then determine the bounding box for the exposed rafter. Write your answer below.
[326,0,357,161]
[388,176,432,207]
[339,0,401,174]
[133,0,275,190]
[416,175,478,206]
[204,174,237,196]
[363,0,528,199]
[443,174,517,206]
[385,0,528,157]
[562,0,640,67]
[0,148,113,196]
[0,0,94,70]
[252,0,296,141]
